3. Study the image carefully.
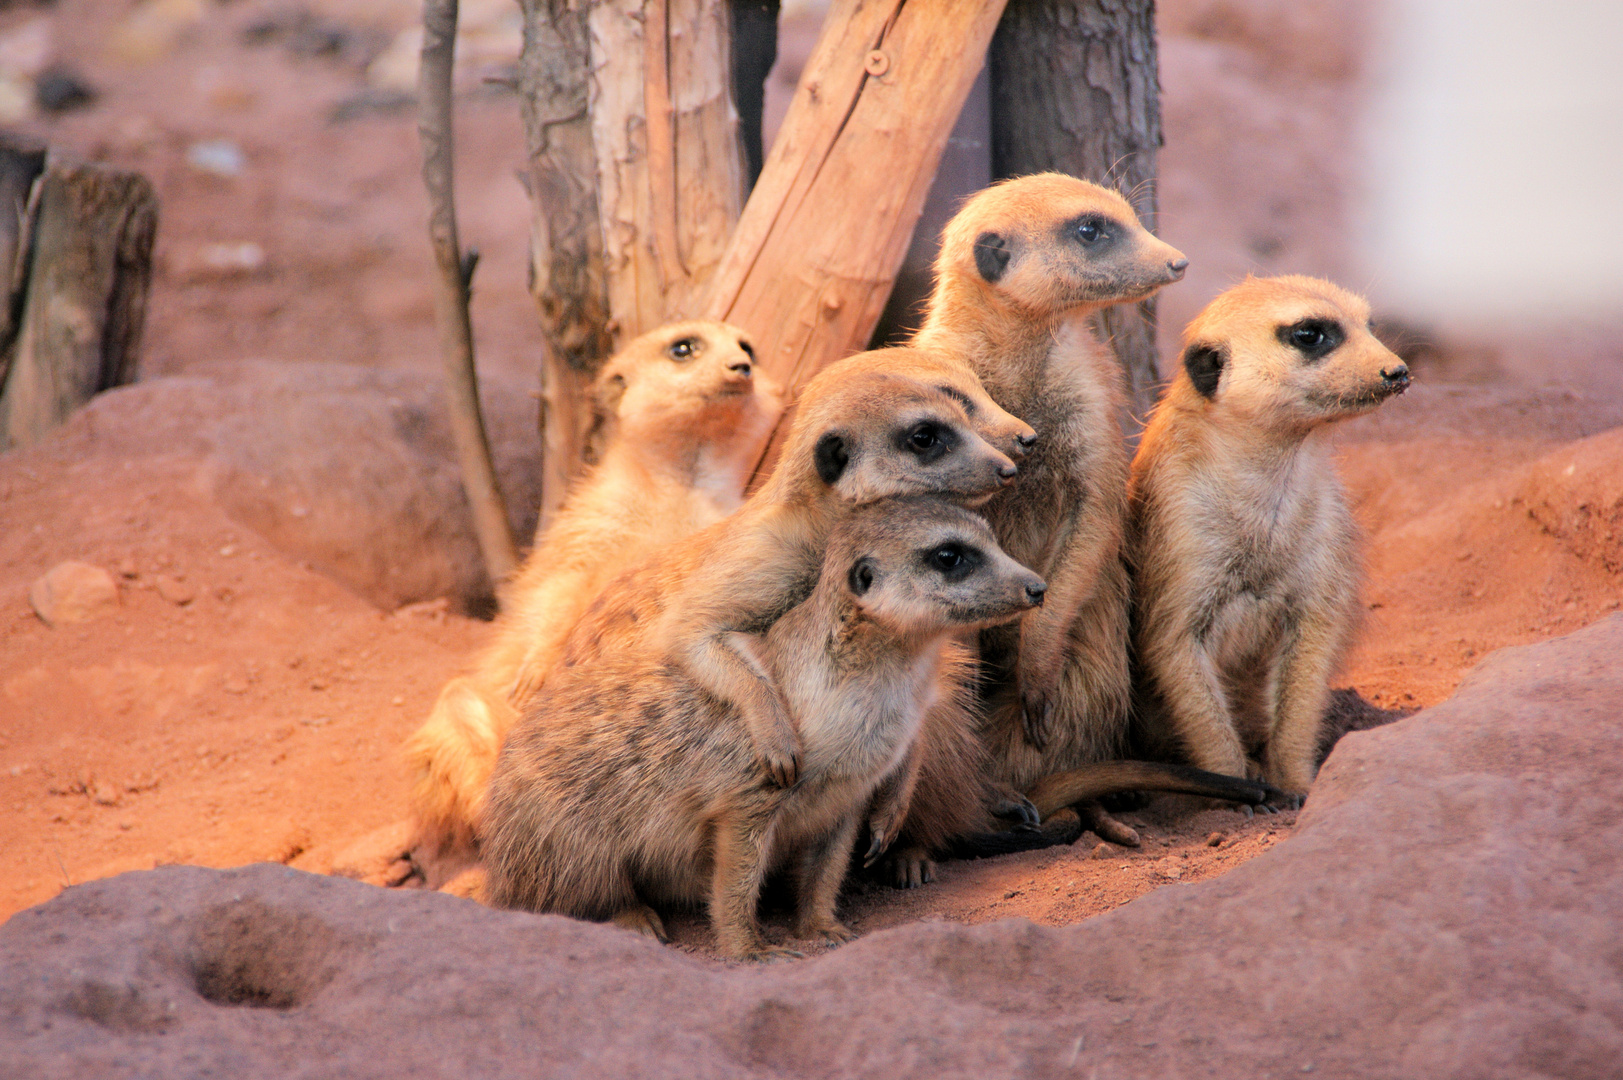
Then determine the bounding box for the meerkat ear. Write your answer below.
[814,432,851,484]
[973,232,1011,283]
[1183,343,1227,399]
[847,557,877,597]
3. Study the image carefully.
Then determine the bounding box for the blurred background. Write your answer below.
[6,0,1620,402]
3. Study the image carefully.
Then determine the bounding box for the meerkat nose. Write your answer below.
[1168,257,1189,278]
[728,360,752,377]
[997,461,1019,483]
[1025,580,1047,605]
[1381,362,1410,386]
[1014,432,1038,455]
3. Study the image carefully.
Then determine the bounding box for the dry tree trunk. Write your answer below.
[989,0,1165,423]
[0,158,157,450]
[517,0,743,529]
[516,0,612,531]
[704,0,1010,456]
[587,0,744,344]
[419,0,520,584]
[0,139,45,382]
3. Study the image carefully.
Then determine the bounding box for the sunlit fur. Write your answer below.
[890,173,1189,871]
[484,498,1045,960]
[402,320,781,880]
[1129,276,1410,794]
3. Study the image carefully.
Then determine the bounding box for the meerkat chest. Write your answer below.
[1198,465,1350,658]
[780,645,940,783]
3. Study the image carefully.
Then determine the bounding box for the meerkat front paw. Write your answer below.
[797,919,857,946]
[756,732,802,789]
[883,846,936,889]
[1020,691,1055,750]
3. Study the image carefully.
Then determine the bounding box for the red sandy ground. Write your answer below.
[2,0,1621,954]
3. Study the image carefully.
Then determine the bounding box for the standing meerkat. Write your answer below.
[1129,275,1410,799]
[555,350,1025,792]
[897,174,1194,856]
[403,320,782,880]
[484,498,1047,960]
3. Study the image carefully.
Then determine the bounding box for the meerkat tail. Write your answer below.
[944,808,1086,859]
[1024,761,1270,817]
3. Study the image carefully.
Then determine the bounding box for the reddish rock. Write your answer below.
[3,616,1622,1078]
[28,561,119,626]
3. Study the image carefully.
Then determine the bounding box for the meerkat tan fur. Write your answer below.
[484,498,1047,959]
[402,321,781,878]
[853,174,1198,872]
[1130,275,1409,797]
[555,349,1022,794]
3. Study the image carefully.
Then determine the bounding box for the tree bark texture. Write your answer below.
[0,159,156,450]
[587,0,744,344]
[704,0,1009,428]
[420,0,521,585]
[990,0,1165,422]
[0,140,45,384]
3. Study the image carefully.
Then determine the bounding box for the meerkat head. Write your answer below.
[784,371,1019,506]
[1176,276,1410,431]
[935,173,1188,318]
[588,320,783,458]
[831,497,1047,636]
[818,346,1039,460]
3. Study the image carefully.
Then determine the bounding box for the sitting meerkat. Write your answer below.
[1129,275,1410,800]
[555,349,1024,792]
[403,320,782,881]
[889,173,1201,864]
[483,497,1047,960]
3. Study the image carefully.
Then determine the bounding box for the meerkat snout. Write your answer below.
[1168,256,1190,280]
[1380,361,1410,392]
[1025,579,1047,606]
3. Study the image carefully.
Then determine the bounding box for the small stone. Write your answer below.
[1207,831,1228,847]
[154,575,195,606]
[391,696,405,706]
[29,561,119,626]
[1091,842,1117,860]
[91,781,122,807]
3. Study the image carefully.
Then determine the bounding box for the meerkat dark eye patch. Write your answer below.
[1276,318,1344,360]
[973,232,1011,282]
[814,433,850,484]
[1063,213,1118,248]
[847,557,877,597]
[897,419,953,462]
[1183,342,1226,399]
[922,541,982,582]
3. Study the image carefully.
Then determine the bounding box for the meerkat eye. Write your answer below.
[909,423,940,451]
[924,542,981,580]
[1076,217,1108,244]
[738,339,755,360]
[667,338,700,361]
[1277,318,1344,359]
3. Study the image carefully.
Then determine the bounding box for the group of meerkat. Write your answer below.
[401,172,1410,957]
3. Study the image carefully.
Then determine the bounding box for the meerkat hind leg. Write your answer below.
[1077,801,1140,847]
[793,812,861,945]
[711,811,802,962]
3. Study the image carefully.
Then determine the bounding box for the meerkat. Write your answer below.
[402,320,782,881]
[483,497,1048,960]
[553,350,1023,792]
[868,173,1212,867]
[1129,275,1410,800]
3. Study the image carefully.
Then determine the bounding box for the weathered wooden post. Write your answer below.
[0,155,157,450]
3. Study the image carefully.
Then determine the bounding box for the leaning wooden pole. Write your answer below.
[703,0,1010,477]
[419,0,520,587]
